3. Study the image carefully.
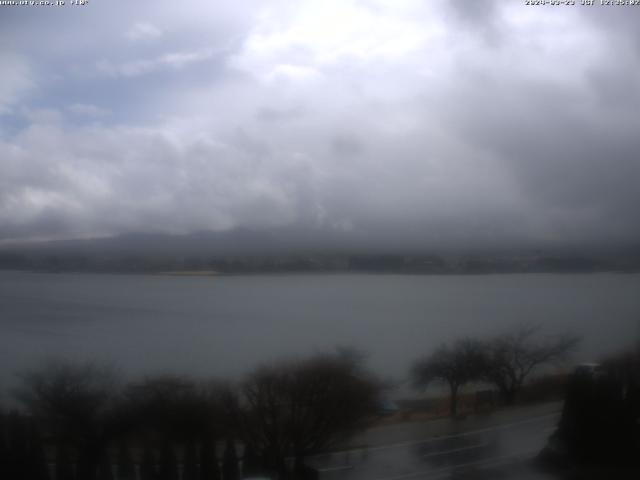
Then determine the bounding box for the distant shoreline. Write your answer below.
[155,270,220,276]
[0,268,638,276]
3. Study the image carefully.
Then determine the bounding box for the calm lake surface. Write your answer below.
[1,271,639,389]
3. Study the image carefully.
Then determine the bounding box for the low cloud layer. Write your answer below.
[1,0,639,249]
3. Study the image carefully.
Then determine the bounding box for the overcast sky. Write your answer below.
[1,0,639,249]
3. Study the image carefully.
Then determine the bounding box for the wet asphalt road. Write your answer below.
[306,407,561,480]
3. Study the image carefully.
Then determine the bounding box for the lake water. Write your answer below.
[1,271,639,391]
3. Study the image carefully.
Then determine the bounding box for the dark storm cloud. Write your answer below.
[0,0,639,249]
[429,4,640,245]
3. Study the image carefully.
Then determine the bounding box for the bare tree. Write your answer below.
[236,350,380,473]
[116,375,230,443]
[483,325,580,405]
[411,339,486,417]
[14,359,119,480]
[15,359,119,438]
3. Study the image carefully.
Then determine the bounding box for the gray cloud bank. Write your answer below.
[1,0,639,251]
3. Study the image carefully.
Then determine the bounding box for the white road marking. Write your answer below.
[421,442,488,458]
[309,412,557,477]
[314,411,559,457]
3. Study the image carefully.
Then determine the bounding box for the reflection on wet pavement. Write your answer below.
[307,412,560,480]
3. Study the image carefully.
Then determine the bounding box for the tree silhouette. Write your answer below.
[412,339,486,416]
[222,439,238,480]
[116,443,135,480]
[182,441,198,480]
[199,437,220,480]
[117,376,227,444]
[158,442,179,480]
[483,325,579,404]
[96,450,114,480]
[55,445,75,480]
[25,419,50,480]
[139,447,156,480]
[3,412,50,480]
[0,412,7,478]
[15,360,118,480]
[237,350,380,473]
